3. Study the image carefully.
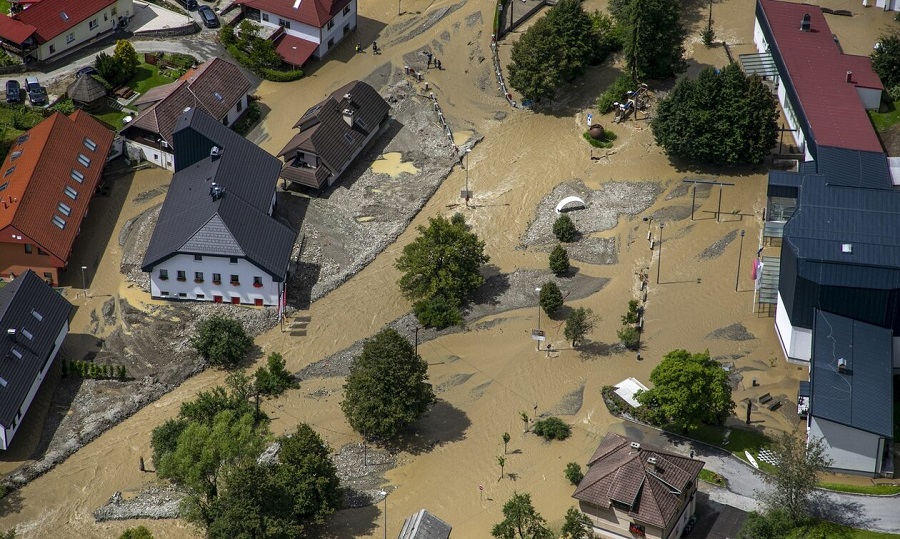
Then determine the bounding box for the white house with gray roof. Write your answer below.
[141,108,297,306]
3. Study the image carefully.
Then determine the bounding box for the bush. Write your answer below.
[617,326,640,350]
[119,525,154,539]
[232,102,261,136]
[582,129,617,148]
[621,299,640,325]
[597,74,635,113]
[413,295,463,329]
[553,214,577,242]
[549,244,570,276]
[890,85,900,103]
[191,315,252,368]
[254,352,296,396]
[539,281,563,316]
[161,52,196,69]
[533,416,571,441]
[259,67,305,82]
[565,462,584,485]
[219,25,237,46]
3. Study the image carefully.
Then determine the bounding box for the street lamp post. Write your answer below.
[656,224,664,285]
[81,265,87,297]
[534,287,541,351]
[464,148,471,207]
[736,229,745,292]
[379,490,388,539]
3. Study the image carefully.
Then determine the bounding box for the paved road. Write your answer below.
[607,421,900,534]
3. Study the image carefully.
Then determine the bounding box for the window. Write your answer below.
[213,91,223,102]
[343,24,350,36]
[10,151,21,161]
[71,169,84,183]
[159,269,168,280]
[194,254,202,261]
[89,19,98,30]
[49,44,56,54]
[60,11,69,21]
[0,182,7,192]
[64,185,78,199]
[24,244,32,254]
[262,12,269,22]
[253,276,263,287]
[237,100,243,112]
[77,153,91,167]
[356,116,368,129]
[178,292,187,298]
[16,134,28,145]
[160,291,170,296]
[196,293,205,299]
[83,138,97,151]
[343,133,354,144]
[52,215,66,229]
[278,18,291,29]
[10,348,21,359]
[112,6,117,15]
[229,257,238,264]
[42,272,52,281]
[31,310,43,322]
[194,271,204,282]
[222,117,228,126]
[0,377,7,388]
[328,38,334,48]
[177,270,186,281]
[327,19,334,30]
[4,166,15,177]
[343,5,350,15]
[230,275,240,285]
[212,273,222,284]
[66,33,75,44]
[57,202,71,216]
[21,328,32,340]
[37,247,46,255]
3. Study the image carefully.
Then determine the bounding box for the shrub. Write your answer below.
[119,525,154,539]
[219,25,237,46]
[553,214,577,242]
[565,462,584,485]
[191,315,252,368]
[582,129,617,148]
[232,102,261,136]
[161,52,196,69]
[597,74,634,113]
[617,326,640,350]
[890,85,900,103]
[254,352,296,396]
[539,282,563,316]
[549,244,570,276]
[259,67,305,82]
[701,26,715,47]
[533,416,571,441]
[621,299,640,325]
[413,295,463,329]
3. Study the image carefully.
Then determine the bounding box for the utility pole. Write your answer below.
[656,224,664,284]
[534,287,541,351]
[736,230,745,292]
[464,148,472,207]
[81,265,87,297]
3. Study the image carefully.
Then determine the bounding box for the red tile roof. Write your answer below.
[0,15,36,44]
[274,32,318,67]
[758,0,883,153]
[13,0,117,42]
[0,111,114,262]
[236,0,352,28]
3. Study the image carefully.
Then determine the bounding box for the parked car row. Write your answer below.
[5,76,47,106]
[175,0,220,28]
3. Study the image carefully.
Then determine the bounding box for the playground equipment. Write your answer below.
[614,83,649,123]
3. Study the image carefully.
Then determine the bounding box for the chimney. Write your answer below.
[6,329,15,342]
[646,456,659,472]
[210,146,222,160]
[837,357,847,373]
[342,108,354,127]
[210,182,223,201]
[630,442,641,450]
[846,71,853,83]
[800,13,811,31]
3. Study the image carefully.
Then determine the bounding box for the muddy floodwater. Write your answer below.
[0,0,894,537]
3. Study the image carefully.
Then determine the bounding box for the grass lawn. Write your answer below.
[869,102,900,132]
[683,424,772,465]
[0,1,10,15]
[819,482,900,496]
[788,520,900,538]
[126,63,176,95]
[698,468,726,487]
[93,106,129,130]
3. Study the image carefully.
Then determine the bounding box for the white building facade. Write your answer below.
[34,0,134,62]
[148,254,282,306]
[255,0,357,58]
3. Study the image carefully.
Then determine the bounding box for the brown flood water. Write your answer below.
[0,0,893,537]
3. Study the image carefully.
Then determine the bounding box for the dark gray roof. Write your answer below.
[398,509,452,539]
[799,380,810,398]
[0,271,72,429]
[141,108,296,279]
[278,80,389,186]
[782,178,900,289]
[810,310,893,437]
[67,73,107,103]
[814,146,891,189]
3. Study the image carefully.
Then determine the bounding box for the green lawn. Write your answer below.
[698,468,726,487]
[93,106,129,130]
[869,102,900,132]
[819,482,900,496]
[683,424,772,465]
[0,1,10,15]
[788,520,900,538]
[126,63,176,95]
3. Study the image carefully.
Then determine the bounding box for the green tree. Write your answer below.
[872,33,900,89]
[539,281,563,316]
[150,418,187,469]
[635,349,735,431]
[113,40,139,81]
[564,462,583,485]
[549,245,570,276]
[255,352,296,396]
[620,0,687,81]
[491,492,554,539]
[119,526,154,539]
[560,507,593,539]
[543,0,600,82]
[564,307,595,347]
[553,215,577,242]
[532,417,571,441]
[736,509,795,539]
[191,315,253,367]
[341,328,435,440]
[616,326,640,351]
[757,430,832,519]
[396,213,488,328]
[651,63,778,165]
[502,432,511,454]
[497,455,507,481]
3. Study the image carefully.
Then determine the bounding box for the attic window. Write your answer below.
[3,166,14,177]
[71,169,84,183]
[77,154,91,167]
[0,376,7,387]
[64,186,78,199]
[57,202,71,216]
[16,134,28,145]
[60,11,69,21]
[213,92,224,101]
[83,138,97,151]
[356,117,368,129]
[343,133,353,144]
[52,215,66,229]
[10,151,21,161]
[10,348,22,359]
[21,328,32,340]
[31,310,43,322]
[0,182,7,192]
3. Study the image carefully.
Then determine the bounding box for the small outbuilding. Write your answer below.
[398,509,452,539]
[66,74,107,112]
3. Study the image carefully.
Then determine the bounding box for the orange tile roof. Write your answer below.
[0,111,114,262]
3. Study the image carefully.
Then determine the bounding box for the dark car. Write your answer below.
[5,80,20,103]
[198,5,219,28]
[178,0,198,10]
[24,76,46,106]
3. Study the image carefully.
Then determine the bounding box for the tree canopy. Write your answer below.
[549,245,570,276]
[636,349,735,431]
[491,492,554,539]
[341,328,435,440]
[539,282,563,316]
[757,430,831,518]
[191,315,253,367]
[872,33,900,91]
[618,0,687,81]
[95,40,139,86]
[564,307,596,347]
[396,213,488,328]
[651,63,778,165]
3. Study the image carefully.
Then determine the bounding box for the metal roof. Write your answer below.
[141,108,296,279]
[0,271,72,430]
[810,310,893,438]
[814,147,891,189]
[398,509,452,539]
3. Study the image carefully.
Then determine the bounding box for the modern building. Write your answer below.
[234,0,357,67]
[573,433,703,539]
[278,80,390,189]
[0,0,133,63]
[398,509,452,539]
[141,107,297,306]
[754,0,895,476]
[121,56,253,171]
[0,111,115,286]
[0,270,72,450]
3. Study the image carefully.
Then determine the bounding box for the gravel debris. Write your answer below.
[545,384,585,417]
[435,373,475,394]
[333,442,396,508]
[706,323,756,342]
[665,182,712,201]
[697,230,738,261]
[94,486,185,522]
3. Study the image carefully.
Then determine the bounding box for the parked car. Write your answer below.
[5,80,20,103]
[198,5,219,28]
[76,66,98,77]
[177,0,198,10]
[24,76,46,106]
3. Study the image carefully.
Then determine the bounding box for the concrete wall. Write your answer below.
[148,253,282,305]
[809,416,882,475]
[1,320,68,450]
[776,292,812,362]
[126,140,175,170]
[36,0,134,61]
